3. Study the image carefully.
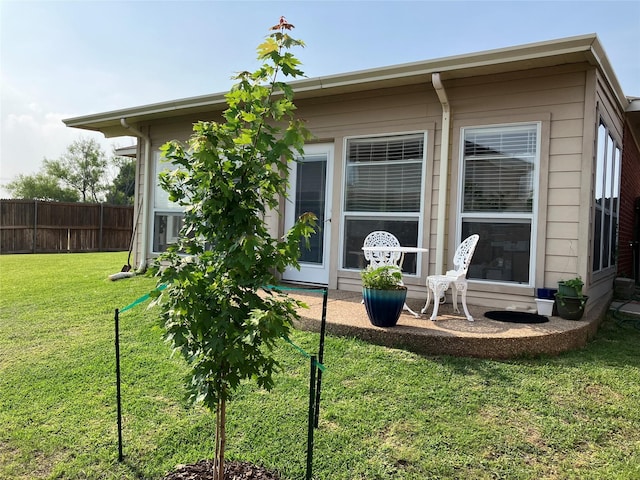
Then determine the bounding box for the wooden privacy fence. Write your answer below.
[0,200,134,254]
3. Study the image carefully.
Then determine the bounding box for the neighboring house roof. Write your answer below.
[114,145,137,158]
[63,33,638,140]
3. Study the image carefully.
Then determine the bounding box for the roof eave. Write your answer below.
[64,33,630,138]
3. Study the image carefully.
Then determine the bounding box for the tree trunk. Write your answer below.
[213,397,227,480]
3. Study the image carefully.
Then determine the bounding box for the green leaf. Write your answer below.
[256,37,278,58]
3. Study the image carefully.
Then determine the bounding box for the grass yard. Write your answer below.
[1,252,639,479]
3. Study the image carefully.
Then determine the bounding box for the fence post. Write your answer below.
[99,203,104,252]
[33,200,38,254]
[306,355,317,480]
[314,287,328,429]
[114,308,124,462]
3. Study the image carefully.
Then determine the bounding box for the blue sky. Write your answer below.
[1,0,639,195]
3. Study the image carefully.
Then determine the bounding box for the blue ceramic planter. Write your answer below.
[362,287,407,327]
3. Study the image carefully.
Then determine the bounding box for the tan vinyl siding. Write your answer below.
[446,65,589,307]
[296,84,437,138]
[587,69,625,308]
[132,61,618,313]
[304,64,592,306]
[295,84,439,291]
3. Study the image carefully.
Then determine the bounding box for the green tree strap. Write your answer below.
[283,336,327,371]
[119,283,167,313]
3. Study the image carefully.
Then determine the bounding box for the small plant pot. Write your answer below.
[558,282,581,297]
[555,294,588,320]
[362,287,407,327]
[536,288,557,300]
[535,298,554,316]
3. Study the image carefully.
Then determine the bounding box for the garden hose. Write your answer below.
[611,286,640,331]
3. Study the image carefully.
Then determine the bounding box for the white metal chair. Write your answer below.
[363,231,404,269]
[421,234,480,321]
[362,231,419,317]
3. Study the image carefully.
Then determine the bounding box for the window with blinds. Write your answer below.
[342,133,426,273]
[462,126,536,212]
[345,134,423,212]
[460,124,539,285]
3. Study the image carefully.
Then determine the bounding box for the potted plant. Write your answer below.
[555,277,588,320]
[557,276,584,298]
[361,265,407,327]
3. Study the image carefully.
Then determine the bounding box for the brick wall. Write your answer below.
[618,122,640,279]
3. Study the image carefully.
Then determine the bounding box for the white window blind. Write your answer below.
[345,134,423,212]
[462,126,536,213]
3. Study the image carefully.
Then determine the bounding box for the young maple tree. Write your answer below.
[149,18,315,480]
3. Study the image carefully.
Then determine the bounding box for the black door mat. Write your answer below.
[484,311,549,324]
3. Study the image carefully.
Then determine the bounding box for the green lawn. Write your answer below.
[1,252,639,479]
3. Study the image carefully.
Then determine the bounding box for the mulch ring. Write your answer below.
[163,459,281,480]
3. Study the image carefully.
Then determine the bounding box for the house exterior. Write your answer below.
[64,34,640,313]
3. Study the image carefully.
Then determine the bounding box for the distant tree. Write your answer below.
[6,173,80,202]
[105,156,136,205]
[44,138,108,202]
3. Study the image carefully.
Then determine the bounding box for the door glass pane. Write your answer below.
[462,220,531,284]
[295,155,326,264]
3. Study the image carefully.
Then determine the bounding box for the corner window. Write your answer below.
[342,133,425,274]
[459,123,539,284]
[152,151,184,252]
[592,121,621,272]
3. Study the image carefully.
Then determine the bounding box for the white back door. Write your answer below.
[283,144,332,284]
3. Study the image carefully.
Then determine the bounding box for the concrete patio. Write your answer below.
[287,288,610,360]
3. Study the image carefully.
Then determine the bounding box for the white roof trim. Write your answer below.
[64,33,631,138]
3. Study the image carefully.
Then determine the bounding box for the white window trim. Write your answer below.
[592,119,622,274]
[456,121,541,288]
[339,130,428,277]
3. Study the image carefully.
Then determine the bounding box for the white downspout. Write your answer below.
[120,118,151,273]
[432,73,450,274]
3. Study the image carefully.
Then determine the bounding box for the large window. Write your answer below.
[592,121,621,272]
[342,133,425,274]
[460,123,539,284]
[152,152,184,252]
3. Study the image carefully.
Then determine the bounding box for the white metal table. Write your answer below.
[361,246,429,318]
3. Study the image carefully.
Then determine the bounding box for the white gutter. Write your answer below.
[432,73,450,274]
[120,118,151,273]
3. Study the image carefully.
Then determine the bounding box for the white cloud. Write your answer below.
[0,78,134,197]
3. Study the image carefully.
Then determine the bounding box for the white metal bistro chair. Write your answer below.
[421,234,480,321]
[362,231,419,317]
[362,230,404,269]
